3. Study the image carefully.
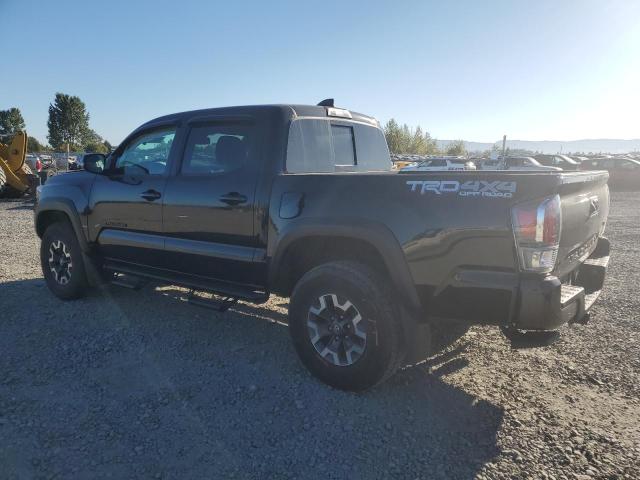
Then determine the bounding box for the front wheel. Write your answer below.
[288,261,405,391]
[40,222,88,300]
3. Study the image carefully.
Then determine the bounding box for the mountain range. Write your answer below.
[437,139,640,154]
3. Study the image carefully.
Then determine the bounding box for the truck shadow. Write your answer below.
[1,279,503,479]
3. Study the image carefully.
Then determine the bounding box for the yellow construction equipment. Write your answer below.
[0,131,38,198]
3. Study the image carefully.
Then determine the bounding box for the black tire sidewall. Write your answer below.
[41,222,87,300]
[289,262,400,391]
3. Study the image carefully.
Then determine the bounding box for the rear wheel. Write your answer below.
[289,261,405,391]
[40,222,88,300]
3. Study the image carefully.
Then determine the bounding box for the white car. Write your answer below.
[401,157,476,172]
[478,156,562,172]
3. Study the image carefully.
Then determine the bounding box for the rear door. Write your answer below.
[89,126,178,265]
[161,119,264,285]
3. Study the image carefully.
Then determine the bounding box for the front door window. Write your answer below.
[113,128,176,175]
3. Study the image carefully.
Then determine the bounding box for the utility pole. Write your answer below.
[500,135,507,167]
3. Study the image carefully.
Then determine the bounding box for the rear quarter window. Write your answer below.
[286,119,390,173]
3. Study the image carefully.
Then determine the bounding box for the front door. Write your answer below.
[161,120,263,285]
[89,126,178,266]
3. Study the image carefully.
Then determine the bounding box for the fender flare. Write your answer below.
[268,218,422,315]
[35,197,89,252]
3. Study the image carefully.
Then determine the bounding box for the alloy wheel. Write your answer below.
[48,240,73,285]
[307,293,367,366]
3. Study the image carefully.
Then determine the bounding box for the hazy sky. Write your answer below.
[2,0,639,145]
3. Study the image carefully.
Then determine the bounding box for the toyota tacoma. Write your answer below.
[35,101,611,391]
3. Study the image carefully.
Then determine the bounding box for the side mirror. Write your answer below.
[83,153,106,173]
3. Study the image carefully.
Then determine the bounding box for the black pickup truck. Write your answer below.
[34,102,611,391]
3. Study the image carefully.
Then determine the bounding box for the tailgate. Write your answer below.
[554,171,609,278]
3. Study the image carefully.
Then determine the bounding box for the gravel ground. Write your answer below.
[0,193,638,479]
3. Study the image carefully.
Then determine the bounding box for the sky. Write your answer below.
[2,0,639,145]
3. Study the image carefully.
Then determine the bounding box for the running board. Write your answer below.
[111,273,148,290]
[103,260,269,304]
[187,291,238,312]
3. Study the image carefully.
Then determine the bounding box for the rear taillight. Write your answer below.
[36,159,42,172]
[511,194,562,273]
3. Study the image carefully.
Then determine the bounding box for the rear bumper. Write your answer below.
[514,237,610,330]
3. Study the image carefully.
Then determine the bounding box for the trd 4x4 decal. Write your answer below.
[406,180,517,198]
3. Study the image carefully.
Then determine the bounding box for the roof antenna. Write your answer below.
[317,98,334,107]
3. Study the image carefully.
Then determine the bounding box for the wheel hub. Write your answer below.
[48,240,73,285]
[307,294,367,367]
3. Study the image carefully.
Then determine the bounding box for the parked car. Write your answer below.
[478,156,562,171]
[580,157,640,190]
[68,153,93,170]
[35,102,610,391]
[401,156,476,171]
[570,155,589,164]
[534,154,580,170]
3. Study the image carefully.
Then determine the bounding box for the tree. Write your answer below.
[83,129,108,153]
[446,140,467,156]
[0,107,26,138]
[47,93,90,151]
[421,129,439,155]
[27,136,45,152]
[383,119,403,154]
[383,118,440,155]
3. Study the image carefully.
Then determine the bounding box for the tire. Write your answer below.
[289,261,405,391]
[40,221,89,300]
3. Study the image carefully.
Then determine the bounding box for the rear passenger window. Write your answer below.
[181,124,253,175]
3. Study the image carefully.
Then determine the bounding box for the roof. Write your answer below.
[139,104,379,131]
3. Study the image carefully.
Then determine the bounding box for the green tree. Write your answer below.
[27,136,45,152]
[47,93,90,151]
[422,130,439,155]
[384,118,440,155]
[383,119,403,154]
[446,140,467,156]
[83,129,108,153]
[0,107,26,138]
[85,141,108,154]
[409,126,427,154]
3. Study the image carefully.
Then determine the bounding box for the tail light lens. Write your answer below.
[36,158,42,172]
[511,194,562,273]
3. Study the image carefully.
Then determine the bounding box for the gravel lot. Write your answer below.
[1,192,638,479]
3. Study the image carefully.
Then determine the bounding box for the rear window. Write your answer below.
[331,125,356,166]
[286,119,390,173]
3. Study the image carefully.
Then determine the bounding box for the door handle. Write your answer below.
[219,192,248,205]
[140,189,162,201]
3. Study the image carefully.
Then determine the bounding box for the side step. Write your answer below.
[111,273,148,290]
[187,290,238,312]
[103,259,269,304]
